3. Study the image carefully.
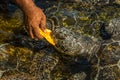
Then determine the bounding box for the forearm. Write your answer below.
[12,0,36,14]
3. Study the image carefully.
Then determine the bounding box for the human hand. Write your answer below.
[24,6,46,39]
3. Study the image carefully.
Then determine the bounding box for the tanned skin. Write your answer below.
[13,0,46,39]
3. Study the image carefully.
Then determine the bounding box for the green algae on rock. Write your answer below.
[106,18,120,38]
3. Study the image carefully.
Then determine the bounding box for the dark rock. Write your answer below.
[106,18,120,38]
[69,72,86,80]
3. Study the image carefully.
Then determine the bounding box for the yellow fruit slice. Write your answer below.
[39,28,55,45]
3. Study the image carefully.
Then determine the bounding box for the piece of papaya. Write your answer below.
[39,28,55,45]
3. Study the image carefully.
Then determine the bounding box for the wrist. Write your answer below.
[14,0,37,15]
[23,4,37,15]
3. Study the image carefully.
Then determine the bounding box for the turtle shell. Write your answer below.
[90,39,120,80]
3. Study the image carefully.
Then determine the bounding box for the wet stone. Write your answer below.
[30,52,59,80]
[69,72,86,80]
[1,71,35,80]
[106,18,120,38]
[0,43,59,80]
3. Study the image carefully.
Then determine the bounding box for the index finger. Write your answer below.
[32,25,43,39]
[40,14,46,31]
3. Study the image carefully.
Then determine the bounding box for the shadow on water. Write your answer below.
[53,55,92,80]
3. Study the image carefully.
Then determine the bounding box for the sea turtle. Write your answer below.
[90,39,120,80]
[45,3,120,79]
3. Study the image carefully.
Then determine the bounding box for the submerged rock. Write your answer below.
[30,52,59,80]
[106,18,120,39]
[0,43,59,80]
[1,72,35,80]
[69,72,86,80]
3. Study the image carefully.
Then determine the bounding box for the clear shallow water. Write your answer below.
[0,1,120,80]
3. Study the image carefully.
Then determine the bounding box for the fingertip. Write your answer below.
[39,24,46,32]
[34,32,44,39]
[29,26,35,39]
[37,35,44,39]
[42,25,46,31]
[41,14,46,26]
[30,35,34,39]
[35,31,44,39]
